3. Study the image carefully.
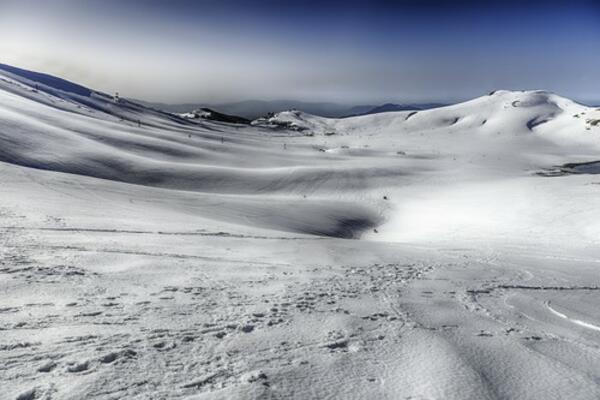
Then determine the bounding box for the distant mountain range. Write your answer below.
[345,102,448,117]
[132,99,448,120]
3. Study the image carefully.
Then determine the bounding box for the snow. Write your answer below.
[1,65,600,399]
[180,109,212,119]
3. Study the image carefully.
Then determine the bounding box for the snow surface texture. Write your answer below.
[1,64,600,400]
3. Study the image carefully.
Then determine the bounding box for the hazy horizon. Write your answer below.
[1,0,599,104]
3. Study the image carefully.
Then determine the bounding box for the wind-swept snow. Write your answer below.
[1,65,600,400]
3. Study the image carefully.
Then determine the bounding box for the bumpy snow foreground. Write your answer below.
[1,64,600,400]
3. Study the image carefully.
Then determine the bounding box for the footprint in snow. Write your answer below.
[37,361,57,372]
[66,361,89,373]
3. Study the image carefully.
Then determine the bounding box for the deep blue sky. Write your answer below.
[0,0,598,104]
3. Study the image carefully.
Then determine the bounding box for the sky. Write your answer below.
[0,0,599,104]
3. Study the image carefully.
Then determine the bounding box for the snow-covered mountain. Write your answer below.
[135,99,449,119]
[2,64,600,400]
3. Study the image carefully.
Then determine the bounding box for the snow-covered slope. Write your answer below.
[1,65,600,400]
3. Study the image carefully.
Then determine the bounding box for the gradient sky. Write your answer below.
[0,0,599,104]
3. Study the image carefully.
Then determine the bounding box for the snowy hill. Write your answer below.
[251,109,339,134]
[1,64,599,239]
[0,63,192,128]
[2,64,600,400]
[180,108,251,124]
